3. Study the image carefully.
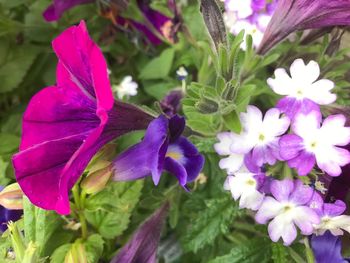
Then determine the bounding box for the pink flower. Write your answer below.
[12,21,152,215]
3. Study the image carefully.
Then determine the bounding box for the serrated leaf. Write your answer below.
[139,48,175,80]
[85,181,143,239]
[0,45,40,93]
[182,197,242,252]
[23,197,65,257]
[85,234,104,263]
[208,238,272,263]
[271,242,289,263]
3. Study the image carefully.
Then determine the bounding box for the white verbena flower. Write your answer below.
[230,106,290,166]
[224,167,264,210]
[267,58,336,119]
[310,194,350,236]
[255,179,320,246]
[214,132,245,174]
[113,76,138,99]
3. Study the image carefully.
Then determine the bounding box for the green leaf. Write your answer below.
[235,84,256,112]
[0,45,40,93]
[223,110,241,133]
[85,181,143,239]
[50,244,72,263]
[271,242,289,263]
[23,197,66,257]
[84,234,104,263]
[182,197,242,253]
[0,133,19,154]
[139,48,175,80]
[208,238,272,263]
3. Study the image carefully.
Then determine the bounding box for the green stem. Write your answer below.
[72,185,88,240]
[304,237,315,263]
[79,212,88,240]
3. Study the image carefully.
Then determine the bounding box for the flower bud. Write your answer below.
[0,183,24,210]
[65,243,87,263]
[195,98,219,114]
[81,163,112,194]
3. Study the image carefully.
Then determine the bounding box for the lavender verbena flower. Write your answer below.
[255,179,320,245]
[12,21,153,215]
[268,58,336,119]
[111,203,169,263]
[230,106,290,167]
[214,132,245,174]
[224,0,277,48]
[309,192,350,236]
[311,231,348,263]
[224,166,265,210]
[112,115,204,188]
[280,111,350,176]
[257,0,350,54]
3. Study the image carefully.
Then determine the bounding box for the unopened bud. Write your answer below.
[195,98,219,114]
[65,243,87,263]
[0,183,24,210]
[81,163,112,194]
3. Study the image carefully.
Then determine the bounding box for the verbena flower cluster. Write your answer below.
[215,58,350,245]
[224,0,277,48]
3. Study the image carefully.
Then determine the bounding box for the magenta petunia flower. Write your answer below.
[257,0,350,54]
[12,21,152,215]
[43,0,94,21]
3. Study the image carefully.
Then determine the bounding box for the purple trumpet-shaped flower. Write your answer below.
[0,186,22,232]
[43,0,176,45]
[113,115,204,187]
[311,231,348,263]
[280,111,350,176]
[255,179,320,245]
[12,21,153,215]
[257,0,350,54]
[43,0,94,21]
[111,202,169,263]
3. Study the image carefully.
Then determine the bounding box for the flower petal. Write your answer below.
[270,179,294,202]
[255,196,283,224]
[112,116,169,185]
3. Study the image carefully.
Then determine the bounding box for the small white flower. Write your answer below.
[113,76,138,99]
[225,0,253,19]
[214,132,245,174]
[268,59,336,103]
[230,106,290,166]
[314,215,350,236]
[176,66,188,80]
[224,167,264,210]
